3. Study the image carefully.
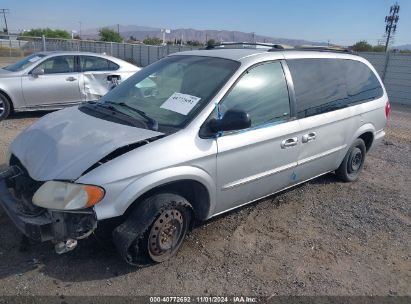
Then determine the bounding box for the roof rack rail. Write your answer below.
[204,42,285,50]
[285,45,352,53]
[202,42,352,53]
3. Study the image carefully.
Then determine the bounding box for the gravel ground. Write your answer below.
[0,105,410,296]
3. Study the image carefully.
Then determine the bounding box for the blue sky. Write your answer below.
[2,0,410,45]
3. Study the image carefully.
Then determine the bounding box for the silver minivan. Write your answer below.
[0,45,389,265]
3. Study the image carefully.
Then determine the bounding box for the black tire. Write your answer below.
[336,138,366,182]
[0,92,11,121]
[113,193,193,266]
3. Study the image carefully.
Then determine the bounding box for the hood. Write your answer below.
[0,68,18,77]
[10,106,163,181]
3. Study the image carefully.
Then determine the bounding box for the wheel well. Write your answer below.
[358,132,374,151]
[0,90,13,112]
[126,180,211,222]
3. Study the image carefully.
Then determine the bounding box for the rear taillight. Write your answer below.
[385,100,390,120]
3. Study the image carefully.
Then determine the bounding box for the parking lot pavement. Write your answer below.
[0,105,410,296]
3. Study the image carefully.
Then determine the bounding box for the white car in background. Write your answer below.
[0,51,140,120]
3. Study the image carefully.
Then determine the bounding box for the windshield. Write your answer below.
[3,53,46,72]
[97,55,240,130]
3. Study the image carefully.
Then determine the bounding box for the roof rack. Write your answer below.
[204,42,286,50]
[203,42,352,53]
[272,45,352,53]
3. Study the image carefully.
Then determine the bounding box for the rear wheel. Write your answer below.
[0,92,11,121]
[336,138,366,182]
[113,193,193,265]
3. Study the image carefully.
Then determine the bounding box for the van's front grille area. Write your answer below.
[7,155,45,217]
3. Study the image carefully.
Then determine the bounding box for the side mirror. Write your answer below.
[31,67,44,77]
[205,109,251,136]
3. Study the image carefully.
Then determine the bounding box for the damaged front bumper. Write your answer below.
[0,167,97,253]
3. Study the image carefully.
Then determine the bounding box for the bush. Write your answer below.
[99,28,123,43]
[143,36,162,45]
[22,28,71,39]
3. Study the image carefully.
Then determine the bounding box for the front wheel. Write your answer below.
[113,193,193,265]
[336,138,366,182]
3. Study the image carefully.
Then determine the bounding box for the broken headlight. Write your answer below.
[33,181,105,210]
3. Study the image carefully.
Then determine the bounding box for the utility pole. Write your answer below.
[79,21,82,39]
[117,24,120,35]
[0,9,10,34]
[161,29,170,45]
[384,2,400,52]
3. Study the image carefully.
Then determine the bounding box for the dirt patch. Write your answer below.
[0,106,410,296]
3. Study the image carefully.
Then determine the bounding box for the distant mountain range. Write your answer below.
[82,24,328,46]
[82,24,411,49]
[395,44,411,50]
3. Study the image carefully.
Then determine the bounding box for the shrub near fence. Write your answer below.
[0,35,410,105]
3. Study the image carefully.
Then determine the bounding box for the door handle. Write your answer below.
[281,137,298,149]
[66,76,77,82]
[302,132,317,143]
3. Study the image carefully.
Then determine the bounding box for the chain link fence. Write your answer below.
[0,35,410,105]
[0,35,197,67]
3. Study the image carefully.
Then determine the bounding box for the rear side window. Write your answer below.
[219,61,290,128]
[288,58,383,118]
[344,60,383,104]
[287,59,347,118]
[80,56,119,72]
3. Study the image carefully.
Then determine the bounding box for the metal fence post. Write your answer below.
[8,35,12,57]
[42,35,46,51]
[139,45,142,66]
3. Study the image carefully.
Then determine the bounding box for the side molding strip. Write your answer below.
[222,162,297,190]
[298,145,347,165]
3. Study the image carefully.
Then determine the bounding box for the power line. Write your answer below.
[0,8,10,34]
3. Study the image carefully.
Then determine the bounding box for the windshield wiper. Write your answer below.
[83,102,141,128]
[103,101,159,131]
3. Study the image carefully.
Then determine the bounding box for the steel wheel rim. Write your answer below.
[148,208,186,262]
[349,148,363,173]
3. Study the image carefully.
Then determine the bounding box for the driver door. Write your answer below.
[215,61,300,214]
[22,55,82,108]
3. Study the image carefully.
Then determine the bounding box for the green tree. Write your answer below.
[22,28,71,39]
[143,36,162,45]
[186,40,203,46]
[99,28,123,43]
[127,36,140,43]
[207,39,216,47]
[372,45,385,52]
[351,40,373,52]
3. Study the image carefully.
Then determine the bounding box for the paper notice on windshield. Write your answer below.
[160,92,201,115]
[28,56,42,63]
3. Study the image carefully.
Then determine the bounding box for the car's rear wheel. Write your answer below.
[336,138,366,182]
[113,193,193,265]
[0,92,11,121]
